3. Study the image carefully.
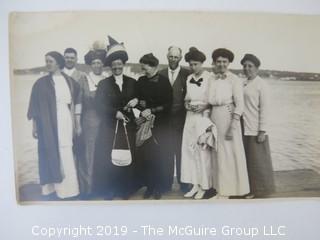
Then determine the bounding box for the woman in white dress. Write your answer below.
[208,48,250,198]
[28,51,81,199]
[181,47,215,200]
[46,73,80,199]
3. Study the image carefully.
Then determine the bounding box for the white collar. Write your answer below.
[63,67,76,77]
[245,75,261,86]
[114,74,124,91]
[168,65,181,74]
[87,72,106,92]
[192,70,208,79]
[114,74,123,82]
[89,72,105,80]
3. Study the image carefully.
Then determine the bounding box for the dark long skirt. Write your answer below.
[243,135,275,196]
[93,121,136,198]
[135,136,168,193]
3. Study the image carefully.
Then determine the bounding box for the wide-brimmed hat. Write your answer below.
[105,36,129,66]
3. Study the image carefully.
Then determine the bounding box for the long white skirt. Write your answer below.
[42,101,79,199]
[181,111,214,190]
[210,104,249,196]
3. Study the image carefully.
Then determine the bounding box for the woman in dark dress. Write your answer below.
[135,53,173,200]
[94,36,137,200]
[241,54,275,198]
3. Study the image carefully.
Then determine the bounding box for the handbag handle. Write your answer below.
[112,120,119,149]
[112,119,131,151]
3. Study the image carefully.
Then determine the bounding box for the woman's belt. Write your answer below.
[210,102,233,107]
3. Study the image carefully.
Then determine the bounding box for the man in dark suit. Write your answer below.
[159,46,190,193]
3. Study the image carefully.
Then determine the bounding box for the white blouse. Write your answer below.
[114,74,124,91]
[87,72,108,92]
[52,75,71,105]
[243,75,269,136]
[208,71,244,116]
[63,67,76,77]
[185,70,213,104]
[52,74,73,147]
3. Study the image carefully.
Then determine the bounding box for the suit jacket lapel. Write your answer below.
[111,75,123,97]
[172,68,183,88]
[62,72,74,98]
[122,75,129,98]
[71,70,79,81]
[164,67,169,80]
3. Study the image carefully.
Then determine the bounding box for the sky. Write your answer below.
[10,11,320,73]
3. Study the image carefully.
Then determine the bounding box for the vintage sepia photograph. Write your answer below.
[10,11,320,203]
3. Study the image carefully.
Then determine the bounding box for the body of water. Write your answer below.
[12,75,320,186]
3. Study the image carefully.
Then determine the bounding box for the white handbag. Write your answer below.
[111,120,132,167]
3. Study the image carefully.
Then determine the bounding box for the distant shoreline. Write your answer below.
[13,63,320,81]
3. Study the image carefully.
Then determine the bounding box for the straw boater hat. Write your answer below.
[105,36,129,66]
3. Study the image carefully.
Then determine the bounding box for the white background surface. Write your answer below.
[1,1,320,239]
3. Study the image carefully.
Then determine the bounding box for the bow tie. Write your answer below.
[148,75,159,82]
[215,73,227,80]
[190,78,203,87]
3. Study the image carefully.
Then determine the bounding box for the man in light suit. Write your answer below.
[159,46,190,193]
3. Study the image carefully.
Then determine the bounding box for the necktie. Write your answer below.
[170,71,175,85]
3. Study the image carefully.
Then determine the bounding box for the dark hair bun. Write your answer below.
[211,48,234,62]
[240,53,261,68]
[184,47,206,63]
[139,53,159,67]
[189,47,198,52]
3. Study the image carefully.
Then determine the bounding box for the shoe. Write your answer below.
[194,189,206,200]
[143,189,153,199]
[60,195,79,201]
[184,185,199,198]
[210,194,229,200]
[154,191,162,200]
[202,188,216,199]
[244,193,255,199]
[220,196,230,199]
[43,193,59,201]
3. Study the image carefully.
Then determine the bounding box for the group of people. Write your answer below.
[27,36,275,201]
